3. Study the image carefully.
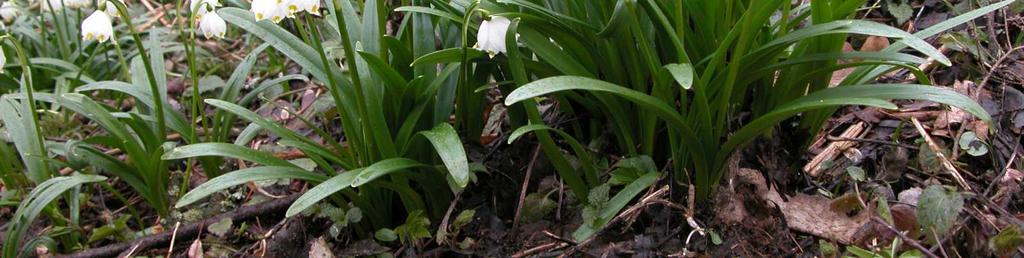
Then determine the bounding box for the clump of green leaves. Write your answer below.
[482,0,1007,202]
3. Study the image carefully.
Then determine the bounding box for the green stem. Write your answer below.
[46,6,71,59]
[301,13,359,165]
[110,0,167,142]
[110,39,131,81]
[330,1,376,164]
[72,42,104,84]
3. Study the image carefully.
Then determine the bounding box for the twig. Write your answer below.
[911,117,973,191]
[57,194,300,258]
[435,192,462,245]
[511,242,568,258]
[542,230,576,245]
[826,136,919,150]
[870,217,940,258]
[804,122,867,176]
[512,145,542,228]
[166,221,181,258]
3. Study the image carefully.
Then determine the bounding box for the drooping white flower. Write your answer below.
[0,2,18,23]
[250,0,287,23]
[81,10,114,43]
[287,0,319,16]
[189,0,219,19]
[103,0,126,17]
[475,15,511,57]
[199,11,226,39]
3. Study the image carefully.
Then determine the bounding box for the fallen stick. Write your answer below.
[56,194,300,258]
[870,217,940,258]
[804,122,867,176]
[910,117,973,191]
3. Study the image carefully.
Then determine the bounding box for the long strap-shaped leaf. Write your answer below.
[162,143,298,168]
[286,158,428,217]
[572,172,659,241]
[508,124,599,187]
[204,99,343,167]
[176,166,327,208]
[714,83,992,172]
[3,174,106,258]
[0,97,48,183]
[504,76,709,175]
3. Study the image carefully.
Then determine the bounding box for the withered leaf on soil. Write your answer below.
[309,237,336,258]
[719,167,871,244]
[188,239,204,258]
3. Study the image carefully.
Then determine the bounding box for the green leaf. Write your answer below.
[394,210,431,244]
[3,174,107,258]
[162,143,297,168]
[518,192,557,224]
[885,0,914,24]
[610,156,657,185]
[916,185,964,238]
[847,245,882,258]
[0,97,48,183]
[572,172,659,241]
[989,225,1024,257]
[204,99,338,163]
[351,158,425,187]
[958,131,988,157]
[176,166,326,208]
[504,76,699,146]
[663,63,694,90]
[846,166,866,182]
[418,123,470,189]
[375,228,398,242]
[508,124,599,185]
[286,170,361,217]
[755,20,950,66]
[411,48,486,66]
[720,84,991,167]
[218,8,345,88]
[394,6,464,25]
[845,0,1016,85]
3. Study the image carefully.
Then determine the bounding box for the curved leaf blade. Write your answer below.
[286,169,362,217]
[418,123,470,189]
[162,143,297,168]
[176,166,327,208]
[351,158,424,187]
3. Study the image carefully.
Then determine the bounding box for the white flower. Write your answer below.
[81,10,114,43]
[103,0,126,17]
[199,11,226,39]
[475,16,511,57]
[189,0,219,19]
[0,2,18,23]
[42,0,88,11]
[42,0,65,11]
[250,0,287,23]
[287,0,319,16]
